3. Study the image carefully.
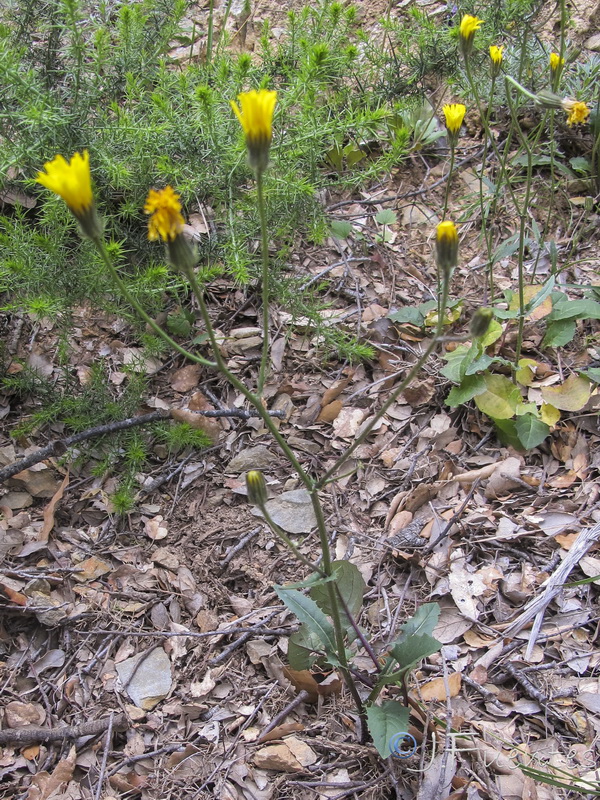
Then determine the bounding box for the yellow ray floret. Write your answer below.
[36,150,93,216]
[549,52,564,71]
[443,104,466,136]
[144,186,185,242]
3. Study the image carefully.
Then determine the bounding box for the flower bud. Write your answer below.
[470,307,493,338]
[246,470,268,507]
[489,45,503,78]
[436,220,458,276]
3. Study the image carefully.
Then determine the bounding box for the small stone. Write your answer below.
[583,33,600,51]
[116,648,173,710]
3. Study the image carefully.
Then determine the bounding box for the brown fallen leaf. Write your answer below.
[25,745,76,800]
[170,363,202,392]
[40,470,69,541]
[318,399,343,423]
[418,672,461,702]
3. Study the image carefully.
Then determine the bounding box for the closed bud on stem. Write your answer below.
[246,470,268,507]
[549,52,564,89]
[443,104,466,144]
[470,307,493,338]
[489,45,503,78]
[436,220,458,277]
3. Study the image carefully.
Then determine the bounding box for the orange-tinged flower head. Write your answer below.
[562,98,590,126]
[231,89,277,172]
[443,104,466,140]
[489,45,503,77]
[436,220,459,275]
[459,14,483,57]
[144,186,185,242]
[36,150,100,237]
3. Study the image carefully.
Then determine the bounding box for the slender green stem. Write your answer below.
[442,142,455,221]
[206,0,214,65]
[505,84,534,368]
[317,273,449,490]
[184,266,312,487]
[481,76,496,301]
[92,238,216,369]
[258,503,325,576]
[256,169,270,396]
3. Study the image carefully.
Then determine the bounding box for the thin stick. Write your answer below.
[93,712,114,800]
[0,713,127,746]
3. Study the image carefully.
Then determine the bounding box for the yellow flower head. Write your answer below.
[489,45,503,77]
[459,14,483,57]
[231,89,277,172]
[436,220,459,275]
[144,186,185,242]
[36,150,93,216]
[36,150,100,238]
[561,98,590,126]
[443,104,466,140]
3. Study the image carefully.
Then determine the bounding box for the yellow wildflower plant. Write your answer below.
[443,103,466,142]
[231,89,277,172]
[36,150,100,238]
[144,186,196,272]
[459,14,483,58]
[436,220,459,275]
[489,45,503,78]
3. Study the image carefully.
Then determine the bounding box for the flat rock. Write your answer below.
[258,488,317,534]
[584,33,600,51]
[116,648,172,710]
[226,445,278,473]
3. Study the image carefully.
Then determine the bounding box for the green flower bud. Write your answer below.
[470,307,493,338]
[246,470,268,507]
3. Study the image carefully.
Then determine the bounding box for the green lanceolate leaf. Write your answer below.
[493,418,524,450]
[549,298,600,321]
[275,587,336,656]
[390,633,442,672]
[542,319,576,348]
[310,560,366,618]
[366,701,410,758]
[288,623,324,670]
[446,374,487,407]
[515,414,550,449]
[398,603,440,639]
[388,306,425,327]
